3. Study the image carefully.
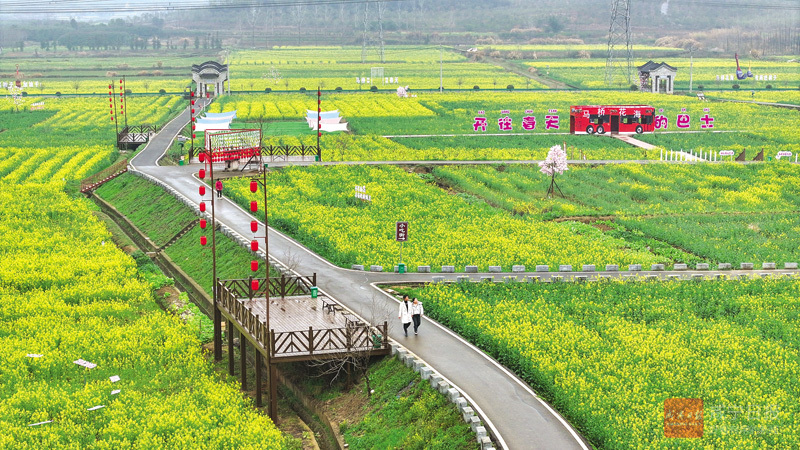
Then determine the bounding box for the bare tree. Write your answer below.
[309,292,391,397]
[246,7,262,48]
[361,2,369,63]
[290,5,306,45]
[377,2,386,63]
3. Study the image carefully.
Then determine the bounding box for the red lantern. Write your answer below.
[192,124,196,130]
[191,109,195,114]
[250,221,258,232]
[200,235,207,246]
[199,202,206,212]
[318,132,322,137]
[251,279,259,290]
[199,153,205,162]
[199,185,206,196]
[109,84,112,89]
[250,201,258,212]
[250,180,258,193]
[111,117,115,122]
[200,219,207,229]
[192,134,196,139]
[198,169,205,179]
[120,79,123,84]
[318,99,321,105]
[110,111,114,115]
[191,100,195,105]
[250,240,258,251]
[251,260,259,272]
[318,108,321,113]
[191,91,194,97]
[318,90,321,96]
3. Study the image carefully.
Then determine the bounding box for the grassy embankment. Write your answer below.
[95,172,477,449]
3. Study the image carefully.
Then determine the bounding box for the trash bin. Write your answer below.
[398,263,406,274]
[767,157,772,161]
[178,160,184,166]
[372,333,382,349]
[310,286,318,298]
[314,155,320,162]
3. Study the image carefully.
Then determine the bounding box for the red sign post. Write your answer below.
[395,221,408,242]
[395,221,408,272]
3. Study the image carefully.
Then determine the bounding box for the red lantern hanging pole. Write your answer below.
[190,91,195,160]
[110,80,119,148]
[204,145,221,362]
[316,87,321,162]
[121,76,129,130]
[250,163,275,420]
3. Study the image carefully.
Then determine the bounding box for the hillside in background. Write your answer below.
[1,0,797,55]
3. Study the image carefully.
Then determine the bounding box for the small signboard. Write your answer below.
[395,222,408,242]
[109,375,120,383]
[776,151,792,159]
[719,150,735,156]
[354,185,372,202]
[28,420,53,427]
[73,359,97,369]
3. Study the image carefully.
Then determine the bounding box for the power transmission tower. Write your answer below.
[605,0,633,87]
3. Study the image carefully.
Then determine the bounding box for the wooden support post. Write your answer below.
[240,336,247,391]
[308,326,314,356]
[228,321,234,376]
[269,363,278,422]
[255,351,263,408]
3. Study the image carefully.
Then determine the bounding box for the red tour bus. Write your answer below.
[570,105,655,135]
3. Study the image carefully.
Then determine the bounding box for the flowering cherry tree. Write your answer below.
[539,144,568,197]
[7,85,23,112]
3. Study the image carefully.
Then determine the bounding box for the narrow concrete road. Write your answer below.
[129,103,594,450]
[128,103,799,449]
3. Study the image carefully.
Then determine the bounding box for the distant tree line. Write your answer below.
[9,17,222,52]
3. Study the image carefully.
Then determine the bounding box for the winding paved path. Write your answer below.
[130,101,593,449]
[128,102,799,449]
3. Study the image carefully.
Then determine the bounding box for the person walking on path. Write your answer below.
[411,297,424,335]
[399,295,412,337]
[215,180,223,198]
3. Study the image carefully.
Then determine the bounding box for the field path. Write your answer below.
[130,101,594,450]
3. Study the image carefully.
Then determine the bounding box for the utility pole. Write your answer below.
[689,46,695,93]
[439,45,443,93]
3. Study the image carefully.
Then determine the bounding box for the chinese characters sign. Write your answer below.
[473,109,559,132]
[395,222,408,242]
[654,107,715,130]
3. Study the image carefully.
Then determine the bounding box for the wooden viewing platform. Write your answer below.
[217,277,389,362]
[212,275,390,418]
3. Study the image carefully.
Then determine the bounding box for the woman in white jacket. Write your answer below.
[410,298,424,335]
[398,295,413,336]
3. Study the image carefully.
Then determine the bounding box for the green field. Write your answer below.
[401,279,800,449]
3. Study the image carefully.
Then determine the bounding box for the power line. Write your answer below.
[0,0,409,15]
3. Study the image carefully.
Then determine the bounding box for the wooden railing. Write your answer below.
[260,144,320,160]
[272,322,387,359]
[219,274,316,299]
[117,124,160,146]
[80,158,129,193]
[216,279,389,361]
